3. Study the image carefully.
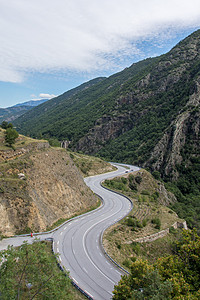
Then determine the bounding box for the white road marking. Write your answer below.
[72,278,78,285]
[82,217,120,285]
[99,253,102,256]
[115,270,121,275]
[60,232,63,236]
[64,227,67,230]
[57,241,59,245]
[60,256,62,262]
[85,290,93,298]
[83,267,88,273]
[57,247,59,252]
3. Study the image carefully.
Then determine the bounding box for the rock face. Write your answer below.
[0,146,97,236]
[73,30,200,168]
[144,83,200,179]
[76,115,133,154]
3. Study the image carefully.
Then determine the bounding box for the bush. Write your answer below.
[142,219,147,227]
[135,175,142,184]
[152,170,161,180]
[129,182,137,191]
[151,217,161,230]
[123,258,131,268]
[5,128,19,147]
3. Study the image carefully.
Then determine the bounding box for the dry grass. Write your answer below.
[0,128,46,150]
[102,171,184,270]
[69,151,116,177]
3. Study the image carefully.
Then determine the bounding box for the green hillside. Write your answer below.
[14,57,157,141]
[14,30,200,230]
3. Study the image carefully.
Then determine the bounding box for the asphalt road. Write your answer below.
[0,163,139,300]
[52,163,139,299]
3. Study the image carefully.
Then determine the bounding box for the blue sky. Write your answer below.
[0,0,200,108]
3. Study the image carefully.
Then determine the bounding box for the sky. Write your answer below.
[0,0,200,108]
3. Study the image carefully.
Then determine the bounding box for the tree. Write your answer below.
[0,240,72,299]
[5,127,19,147]
[113,230,200,299]
[1,121,13,129]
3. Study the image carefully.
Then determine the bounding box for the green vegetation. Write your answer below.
[5,127,19,147]
[0,240,83,299]
[166,153,200,232]
[103,170,184,269]
[1,121,14,129]
[113,229,200,299]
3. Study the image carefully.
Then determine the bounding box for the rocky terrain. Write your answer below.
[0,132,98,236]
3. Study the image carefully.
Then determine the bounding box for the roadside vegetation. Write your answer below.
[103,169,184,270]
[0,240,84,299]
[113,229,200,299]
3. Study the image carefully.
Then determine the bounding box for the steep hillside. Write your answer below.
[14,30,199,167]
[0,129,98,236]
[102,169,185,268]
[14,76,106,138]
[14,30,200,229]
[0,105,32,123]
[14,58,156,140]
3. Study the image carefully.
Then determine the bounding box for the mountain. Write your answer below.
[14,98,49,107]
[14,29,200,229]
[14,30,199,169]
[0,99,49,123]
[0,105,33,123]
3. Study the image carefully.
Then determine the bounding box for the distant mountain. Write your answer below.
[14,99,49,107]
[0,99,49,123]
[0,105,32,123]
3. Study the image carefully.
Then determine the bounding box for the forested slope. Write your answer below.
[14,30,200,230]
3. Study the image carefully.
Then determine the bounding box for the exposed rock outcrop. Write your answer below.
[0,146,98,236]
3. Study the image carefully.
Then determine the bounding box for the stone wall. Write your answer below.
[133,221,187,243]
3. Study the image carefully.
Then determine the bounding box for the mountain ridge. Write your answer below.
[14,29,200,229]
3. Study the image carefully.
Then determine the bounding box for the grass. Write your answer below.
[102,170,185,271]
[0,128,47,151]
[69,151,116,177]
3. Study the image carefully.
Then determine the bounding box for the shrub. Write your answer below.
[151,217,161,230]
[152,170,161,180]
[135,175,142,184]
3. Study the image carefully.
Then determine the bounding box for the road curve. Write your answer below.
[53,163,139,300]
[0,163,140,300]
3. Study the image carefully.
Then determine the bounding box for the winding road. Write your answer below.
[0,163,139,300]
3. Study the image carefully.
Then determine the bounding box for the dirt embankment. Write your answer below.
[0,146,98,236]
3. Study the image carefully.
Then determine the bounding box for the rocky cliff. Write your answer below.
[0,136,98,236]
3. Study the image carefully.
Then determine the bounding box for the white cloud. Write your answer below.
[39,93,57,99]
[0,0,200,83]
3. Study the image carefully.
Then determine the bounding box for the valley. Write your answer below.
[0,29,200,300]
